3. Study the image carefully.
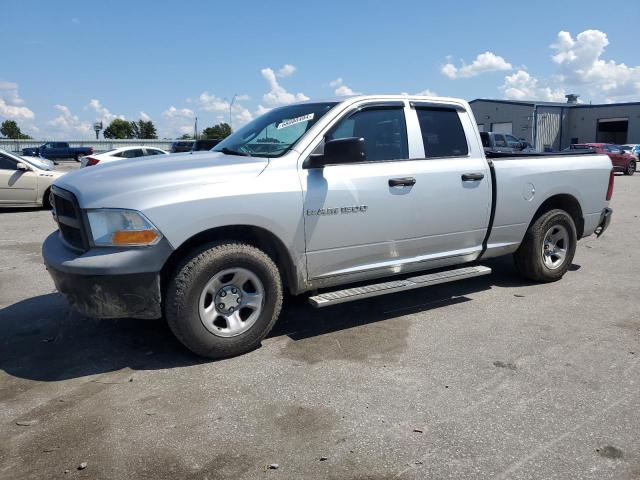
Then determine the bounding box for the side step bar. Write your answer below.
[308,265,491,308]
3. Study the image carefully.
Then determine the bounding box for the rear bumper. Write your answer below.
[595,208,612,237]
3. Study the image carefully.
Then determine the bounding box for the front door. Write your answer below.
[301,102,491,282]
[0,153,38,204]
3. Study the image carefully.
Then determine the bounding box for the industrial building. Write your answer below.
[469,95,640,151]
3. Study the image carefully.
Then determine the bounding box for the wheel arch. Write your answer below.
[160,225,301,295]
[530,193,584,238]
[41,185,52,209]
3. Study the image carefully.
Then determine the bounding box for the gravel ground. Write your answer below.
[0,171,638,480]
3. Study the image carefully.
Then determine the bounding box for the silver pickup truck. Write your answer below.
[43,95,614,358]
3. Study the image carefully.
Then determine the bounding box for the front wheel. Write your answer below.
[625,160,636,176]
[513,209,577,282]
[165,242,283,358]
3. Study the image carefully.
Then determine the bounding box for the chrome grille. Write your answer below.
[51,186,89,252]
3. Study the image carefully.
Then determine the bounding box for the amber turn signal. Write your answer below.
[111,230,159,245]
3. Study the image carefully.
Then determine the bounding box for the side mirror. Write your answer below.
[303,137,366,169]
[16,162,30,171]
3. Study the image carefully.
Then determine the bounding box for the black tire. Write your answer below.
[42,187,52,210]
[513,209,577,283]
[165,241,283,359]
[624,160,636,176]
[75,155,81,162]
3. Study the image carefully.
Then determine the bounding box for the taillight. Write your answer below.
[86,157,100,166]
[606,169,614,201]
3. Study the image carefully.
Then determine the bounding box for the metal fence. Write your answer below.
[0,139,176,154]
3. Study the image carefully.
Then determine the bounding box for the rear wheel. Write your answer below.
[625,160,636,176]
[165,241,283,358]
[74,154,82,162]
[513,209,577,282]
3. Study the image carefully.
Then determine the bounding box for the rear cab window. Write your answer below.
[414,107,469,158]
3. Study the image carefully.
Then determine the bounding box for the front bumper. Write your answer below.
[47,267,162,319]
[595,208,612,237]
[42,231,173,319]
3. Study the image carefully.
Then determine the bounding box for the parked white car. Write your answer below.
[80,146,169,168]
[0,149,65,208]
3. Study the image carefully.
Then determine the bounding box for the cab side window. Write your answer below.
[505,134,521,148]
[415,108,469,158]
[327,107,408,162]
[0,153,17,170]
[493,134,507,147]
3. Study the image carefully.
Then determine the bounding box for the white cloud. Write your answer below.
[198,92,253,126]
[260,67,308,106]
[501,70,566,102]
[88,98,123,123]
[415,89,437,96]
[255,105,272,116]
[162,105,194,118]
[441,51,512,79]
[48,104,92,136]
[550,29,640,101]
[0,81,35,120]
[277,64,296,78]
[139,111,151,121]
[329,78,361,96]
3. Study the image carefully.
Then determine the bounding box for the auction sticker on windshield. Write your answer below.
[277,113,314,129]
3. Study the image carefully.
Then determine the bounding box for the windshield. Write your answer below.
[213,102,338,157]
[0,148,53,170]
[21,156,53,170]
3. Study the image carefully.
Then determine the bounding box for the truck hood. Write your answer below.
[54,151,269,208]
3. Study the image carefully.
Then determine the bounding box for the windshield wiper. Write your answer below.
[218,147,249,157]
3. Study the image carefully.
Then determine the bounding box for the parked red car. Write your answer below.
[569,143,636,176]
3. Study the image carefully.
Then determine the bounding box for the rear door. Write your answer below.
[301,101,491,281]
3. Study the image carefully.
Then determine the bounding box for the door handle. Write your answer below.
[461,173,484,181]
[388,177,416,187]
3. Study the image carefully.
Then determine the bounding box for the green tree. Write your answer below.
[179,133,193,140]
[131,119,158,139]
[0,120,31,139]
[103,118,135,139]
[202,122,232,140]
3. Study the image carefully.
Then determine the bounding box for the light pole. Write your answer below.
[229,94,237,131]
[93,121,103,140]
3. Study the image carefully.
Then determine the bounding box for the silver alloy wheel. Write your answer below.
[542,224,570,270]
[628,161,636,175]
[198,267,265,337]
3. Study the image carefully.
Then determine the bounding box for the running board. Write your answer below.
[308,265,492,308]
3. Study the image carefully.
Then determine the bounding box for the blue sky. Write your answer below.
[1,0,639,138]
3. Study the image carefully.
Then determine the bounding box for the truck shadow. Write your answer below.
[0,255,559,382]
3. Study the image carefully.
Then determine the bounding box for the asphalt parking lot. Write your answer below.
[1,166,639,480]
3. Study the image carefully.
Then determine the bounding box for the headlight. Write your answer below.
[87,209,162,247]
